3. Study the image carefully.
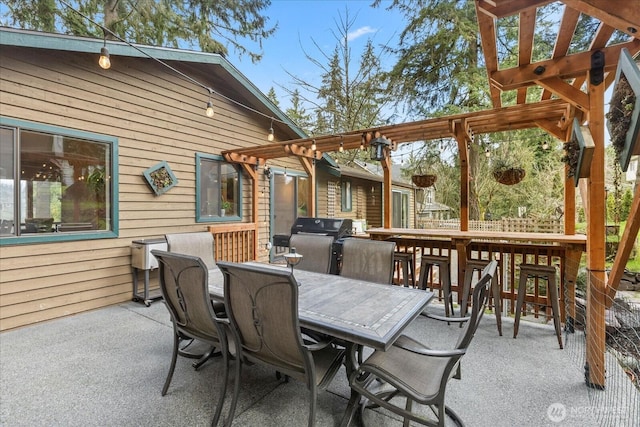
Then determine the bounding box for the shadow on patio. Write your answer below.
[0,300,634,426]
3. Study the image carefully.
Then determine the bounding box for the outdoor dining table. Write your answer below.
[208,261,434,426]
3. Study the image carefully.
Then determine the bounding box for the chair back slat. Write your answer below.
[340,238,396,284]
[218,262,308,381]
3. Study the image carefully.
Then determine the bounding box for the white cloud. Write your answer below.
[347,26,376,42]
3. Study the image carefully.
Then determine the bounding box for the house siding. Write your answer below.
[0,46,271,330]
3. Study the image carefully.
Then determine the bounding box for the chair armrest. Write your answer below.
[303,337,336,351]
[393,338,466,358]
[426,313,471,323]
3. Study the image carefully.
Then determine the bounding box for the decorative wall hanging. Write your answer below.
[607,48,640,172]
[562,118,595,187]
[143,161,178,196]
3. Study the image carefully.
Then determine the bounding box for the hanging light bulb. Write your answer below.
[339,140,344,152]
[311,139,316,151]
[205,88,214,117]
[205,100,214,117]
[98,38,111,69]
[485,147,491,158]
[542,140,549,150]
[360,134,365,151]
[267,119,274,141]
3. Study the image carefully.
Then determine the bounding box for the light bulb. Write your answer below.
[205,101,214,117]
[99,47,111,69]
[267,127,274,141]
[339,142,344,152]
[542,141,549,150]
[485,148,491,158]
[311,139,316,151]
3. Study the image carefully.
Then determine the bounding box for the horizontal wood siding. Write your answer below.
[0,47,272,330]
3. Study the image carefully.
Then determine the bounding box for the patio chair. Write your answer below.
[289,233,335,274]
[151,250,232,426]
[217,261,345,427]
[165,232,216,271]
[349,260,498,427]
[339,238,396,284]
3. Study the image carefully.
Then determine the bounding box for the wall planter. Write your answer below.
[607,48,640,172]
[143,161,178,196]
[411,174,437,188]
[562,118,595,187]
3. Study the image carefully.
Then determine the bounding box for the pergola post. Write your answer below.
[585,69,607,389]
[381,151,392,228]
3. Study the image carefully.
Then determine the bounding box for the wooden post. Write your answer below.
[585,65,606,389]
[240,163,259,260]
[381,152,393,228]
[298,157,316,217]
[454,122,470,231]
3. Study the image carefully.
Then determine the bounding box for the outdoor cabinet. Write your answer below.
[131,238,167,306]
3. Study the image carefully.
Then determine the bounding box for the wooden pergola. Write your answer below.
[223,1,640,388]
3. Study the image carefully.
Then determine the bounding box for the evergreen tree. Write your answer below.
[2,0,276,62]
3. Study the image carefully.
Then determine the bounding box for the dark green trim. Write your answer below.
[0,116,119,246]
[195,153,243,223]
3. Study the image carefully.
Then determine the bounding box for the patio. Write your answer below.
[2,298,628,427]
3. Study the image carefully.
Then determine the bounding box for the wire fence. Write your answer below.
[563,261,640,426]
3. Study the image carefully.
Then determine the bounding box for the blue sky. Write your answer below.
[227,0,406,110]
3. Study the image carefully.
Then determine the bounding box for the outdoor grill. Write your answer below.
[273,217,353,274]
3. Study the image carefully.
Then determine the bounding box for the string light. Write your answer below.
[311,139,316,151]
[542,139,549,150]
[98,32,110,69]
[360,134,365,151]
[339,139,344,152]
[267,118,274,141]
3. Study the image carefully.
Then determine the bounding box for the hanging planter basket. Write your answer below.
[143,161,178,196]
[411,174,437,188]
[492,167,526,185]
[607,48,640,172]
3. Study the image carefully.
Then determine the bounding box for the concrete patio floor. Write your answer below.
[0,299,632,426]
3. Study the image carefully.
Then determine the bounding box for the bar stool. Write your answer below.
[461,259,502,336]
[393,252,415,287]
[418,254,454,318]
[514,264,563,349]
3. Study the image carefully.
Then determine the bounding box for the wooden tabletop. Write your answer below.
[209,263,433,351]
[366,227,587,246]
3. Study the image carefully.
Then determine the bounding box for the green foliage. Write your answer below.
[1,0,276,62]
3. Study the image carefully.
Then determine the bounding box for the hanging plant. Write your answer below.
[492,158,526,185]
[606,48,640,172]
[411,174,437,188]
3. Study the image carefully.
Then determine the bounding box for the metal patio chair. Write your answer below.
[217,261,345,427]
[339,238,396,284]
[152,250,233,427]
[289,233,335,274]
[349,260,498,426]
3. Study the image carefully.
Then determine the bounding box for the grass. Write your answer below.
[576,221,640,272]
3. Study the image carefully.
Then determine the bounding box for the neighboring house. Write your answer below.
[0,28,305,330]
[315,159,417,230]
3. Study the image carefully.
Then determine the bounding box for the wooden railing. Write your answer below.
[207,223,257,262]
[417,218,564,234]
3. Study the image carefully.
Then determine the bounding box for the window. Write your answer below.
[392,190,409,228]
[0,118,117,244]
[341,179,352,212]
[196,153,241,222]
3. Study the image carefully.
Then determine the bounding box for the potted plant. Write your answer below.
[221,199,231,216]
[142,161,178,196]
[491,157,526,185]
[607,48,640,172]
